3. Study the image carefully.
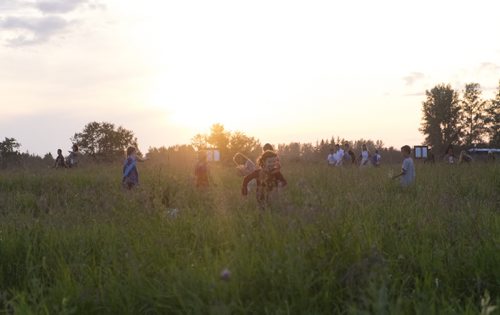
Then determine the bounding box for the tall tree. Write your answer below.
[460,83,487,146]
[191,134,208,151]
[72,122,138,158]
[485,80,500,146]
[206,123,230,161]
[420,84,461,154]
[0,137,21,168]
[228,131,260,158]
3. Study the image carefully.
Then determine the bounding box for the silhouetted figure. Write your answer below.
[195,151,209,188]
[344,143,356,165]
[424,148,435,164]
[443,145,455,164]
[54,149,67,169]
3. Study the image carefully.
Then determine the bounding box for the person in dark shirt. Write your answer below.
[344,143,356,165]
[54,149,67,169]
[242,150,287,205]
[424,148,435,164]
[195,151,209,188]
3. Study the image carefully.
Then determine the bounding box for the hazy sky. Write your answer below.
[1,0,500,155]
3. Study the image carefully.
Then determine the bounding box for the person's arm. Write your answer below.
[392,169,406,179]
[275,172,287,188]
[241,170,259,196]
[393,160,408,179]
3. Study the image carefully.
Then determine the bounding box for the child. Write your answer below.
[122,146,145,190]
[327,148,336,166]
[424,148,435,164]
[195,151,209,188]
[335,144,344,166]
[66,144,79,168]
[372,149,381,167]
[393,145,415,187]
[54,149,67,168]
[344,143,356,165]
[360,144,370,167]
[242,150,287,205]
[443,145,455,164]
[262,143,281,171]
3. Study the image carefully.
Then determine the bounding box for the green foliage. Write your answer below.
[461,83,487,146]
[71,122,138,159]
[485,81,500,146]
[420,84,462,153]
[191,124,261,163]
[0,162,498,314]
[0,137,21,168]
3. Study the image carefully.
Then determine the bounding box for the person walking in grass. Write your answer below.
[242,150,287,206]
[327,148,336,166]
[195,150,209,189]
[122,146,146,190]
[392,145,415,187]
[54,149,67,169]
[372,149,382,167]
[360,144,370,167]
[443,145,455,164]
[262,143,281,171]
[335,144,344,166]
[344,143,356,165]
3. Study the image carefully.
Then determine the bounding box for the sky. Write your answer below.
[1,0,500,155]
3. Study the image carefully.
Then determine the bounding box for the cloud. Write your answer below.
[0,16,71,45]
[35,0,87,14]
[479,62,500,73]
[402,72,425,86]
[0,0,104,46]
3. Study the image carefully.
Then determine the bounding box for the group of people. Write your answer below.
[327,143,381,167]
[427,145,496,165]
[53,145,80,169]
[118,141,416,207]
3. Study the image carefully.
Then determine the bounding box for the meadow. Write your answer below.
[0,160,498,314]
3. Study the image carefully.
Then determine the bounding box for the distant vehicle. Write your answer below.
[467,148,499,161]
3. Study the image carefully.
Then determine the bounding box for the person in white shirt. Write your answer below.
[327,148,336,166]
[360,144,370,167]
[393,145,415,187]
[335,144,344,166]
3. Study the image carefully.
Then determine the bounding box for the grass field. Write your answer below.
[0,161,499,314]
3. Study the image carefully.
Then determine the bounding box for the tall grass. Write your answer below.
[0,162,498,314]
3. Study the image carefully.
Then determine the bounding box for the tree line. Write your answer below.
[420,80,500,154]
[2,80,499,168]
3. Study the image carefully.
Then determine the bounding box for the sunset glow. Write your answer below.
[1,0,500,154]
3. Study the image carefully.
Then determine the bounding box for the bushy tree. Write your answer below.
[420,84,461,154]
[0,137,21,168]
[460,83,487,146]
[191,134,208,151]
[228,131,261,160]
[71,122,138,159]
[485,81,500,146]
